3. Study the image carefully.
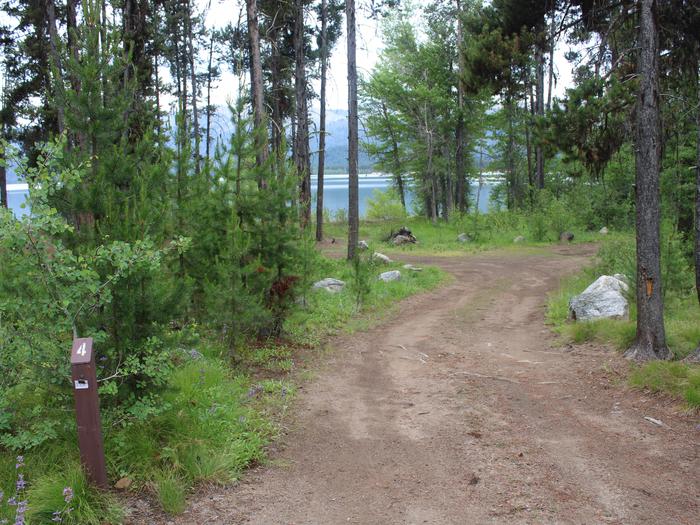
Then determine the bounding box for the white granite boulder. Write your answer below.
[568,275,629,321]
[313,278,346,294]
[378,270,402,282]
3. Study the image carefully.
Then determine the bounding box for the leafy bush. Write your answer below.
[366,188,407,221]
[0,143,182,450]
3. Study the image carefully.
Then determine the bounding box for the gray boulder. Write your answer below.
[313,278,346,294]
[358,240,369,250]
[403,264,423,272]
[599,227,609,235]
[569,275,629,321]
[560,231,575,242]
[378,270,402,282]
[373,252,393,264]
[513,235,525,243]
[392,234,414,246]
[457,233,471,243]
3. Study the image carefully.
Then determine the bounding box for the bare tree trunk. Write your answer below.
[535,46,545,189]
[246,0,269,180]
[205,30,214,163]
[316,0,328,241]
[455,0,467,214]
[547,5,555,111]
[695,65,700,308]
[380,103,405,210]
[270,24,283,156]
[347,0,359,259]
[45,0,66,134]
[294,0,311,226]
[625,0,669,361]
[186,0,200,175]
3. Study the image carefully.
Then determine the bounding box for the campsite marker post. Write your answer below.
[71,337,108,488]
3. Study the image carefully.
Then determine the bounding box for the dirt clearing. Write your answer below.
[134,245,699,525]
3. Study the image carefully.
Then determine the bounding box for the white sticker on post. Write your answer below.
[74,379,89,390]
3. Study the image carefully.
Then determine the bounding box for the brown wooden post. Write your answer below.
[70,338,108,488]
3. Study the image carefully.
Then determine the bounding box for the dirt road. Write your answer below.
[161,245,699,524]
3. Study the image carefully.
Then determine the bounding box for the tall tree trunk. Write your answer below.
[246,0,270,180]
[270,25,284,156]
[294,0,311,226]
[316,0,328,241]
[455,0,467,214]
[0,163,5,209]
[205,30,214,163]
[547,4,555,111]
[695,65,700,308]
[503,94,517,209]
[186,0,200,175]
[381,103,405,210]
[625,0,669,361]
[535,46,545,189]
[45,0,66,135]
[346,0,359,259]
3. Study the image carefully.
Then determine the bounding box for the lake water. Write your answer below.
[5,174,496,219]
[313,173,495,217]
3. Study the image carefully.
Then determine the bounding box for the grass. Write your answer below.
[546,237,700,410]
[285,254,448,346]
[324,214,616,257]
[629,362,700,409]
[0,248,447,523]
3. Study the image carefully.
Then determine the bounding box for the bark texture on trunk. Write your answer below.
[46,0,66,134]
[455,0,467,213]
[535,45,545,189]
[695,68,700,308]
[381,103,405,210]
[347,0,359,259]
[186,0,200,174]
[294,0,311,226]
[316,0,328,241]
[0,155,6,209]
[246,0,270,177]
[625,0,669,361]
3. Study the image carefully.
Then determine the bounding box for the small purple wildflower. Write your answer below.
[14,457,23,470]
[15,474,25,491]
[62,487,74,504]
[8,497,17,506]
[0,489,4,502]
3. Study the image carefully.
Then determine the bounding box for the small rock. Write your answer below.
[114,477,133,490]
[569,275,629,321]
[358,240,369,250]
[682,347,700,364]
[644,416,664,427]
[313,278,346,293]
[599,226,609,235]
[513,235,525,243]
[457,233,471,243]
[378,270,401,282]
[392,234,414,246]
[560,231,574,242]
[373,252,393,264]
[403,264,423,272]
[469,475,480,486]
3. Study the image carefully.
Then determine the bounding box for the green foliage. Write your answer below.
[629,362,700,410]
[366,188,407,221]
[349,251,376,310]
[153,470,187,515]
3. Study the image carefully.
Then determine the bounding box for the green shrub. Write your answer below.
[629,362,700,409]
[366,188,407,221]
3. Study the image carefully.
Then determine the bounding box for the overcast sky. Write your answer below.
[203,1,576,116]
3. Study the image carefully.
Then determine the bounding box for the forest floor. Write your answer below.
[131,244,699,525]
